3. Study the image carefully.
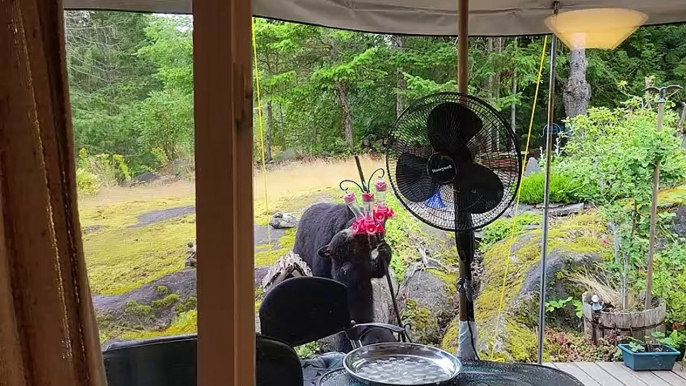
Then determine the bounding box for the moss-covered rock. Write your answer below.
[441,211,611,361]
[658,183,686,209]
[399,267,458,346]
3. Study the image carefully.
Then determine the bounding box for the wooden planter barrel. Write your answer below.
[581,292,666,343]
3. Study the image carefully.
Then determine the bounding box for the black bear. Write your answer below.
[293,202,396,352]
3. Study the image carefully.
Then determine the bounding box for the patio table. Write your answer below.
[318,360,584,386]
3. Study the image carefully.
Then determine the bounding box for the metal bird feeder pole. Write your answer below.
[644,84,682,311]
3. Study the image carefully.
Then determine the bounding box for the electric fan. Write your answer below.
[386,92,522,359]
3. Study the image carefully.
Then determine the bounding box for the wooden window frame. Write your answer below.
[1,0,255,384]
[194,0,256,385]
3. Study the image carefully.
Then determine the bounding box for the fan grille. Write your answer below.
[386,92,522,232]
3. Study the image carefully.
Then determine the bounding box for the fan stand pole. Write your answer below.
[455,0,479,361]
[538,7,558,364]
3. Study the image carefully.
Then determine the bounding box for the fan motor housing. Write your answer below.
[427,153,456,184]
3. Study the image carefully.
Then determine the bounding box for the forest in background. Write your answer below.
[66,11,686,179]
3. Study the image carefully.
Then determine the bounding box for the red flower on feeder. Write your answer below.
[374,209,387,223]
[376,223,386,234]
[364,218,378,235]
[352,218,367,236]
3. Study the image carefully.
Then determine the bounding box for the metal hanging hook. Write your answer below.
[339,179,365,193]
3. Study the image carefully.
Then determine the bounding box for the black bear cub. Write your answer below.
[293,202,395,352]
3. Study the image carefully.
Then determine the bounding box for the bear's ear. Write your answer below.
[317,245,332,259]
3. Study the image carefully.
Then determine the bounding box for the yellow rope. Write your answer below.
[252,18,271,251]
[489,35,549,359]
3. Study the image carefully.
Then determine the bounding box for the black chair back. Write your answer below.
[259,276,351,347]
[256,334,304,386]
[103,334,197,386]
[103,334,303,386]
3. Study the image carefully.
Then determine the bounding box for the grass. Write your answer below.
[253,154,384,203]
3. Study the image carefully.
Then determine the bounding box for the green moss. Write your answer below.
[502,321,538,362]
[426,269,457,286]
[156,285,169,296]
[84,214,195,295]
[152,294,181,309]
[403,299,438,345]
[440,318,459,352]
[79,197,195,229]
[426,268,458,297]
[175,296,197,314]
[121,310,198,341]
[254,228,297,267]
[404,300,432,331]
[658,183,686,208]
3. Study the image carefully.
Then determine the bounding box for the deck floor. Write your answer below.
[547,362,686,386]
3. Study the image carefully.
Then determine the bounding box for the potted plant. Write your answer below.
[619,332,681,371]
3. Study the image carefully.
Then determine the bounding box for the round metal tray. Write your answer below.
[319,360,585,386]
[343,343,462,386]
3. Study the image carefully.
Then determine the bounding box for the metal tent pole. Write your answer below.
[538,29,557,365]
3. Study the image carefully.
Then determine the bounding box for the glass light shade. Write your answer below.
[545,8,648,50]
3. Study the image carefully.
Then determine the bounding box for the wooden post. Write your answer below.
[0,1,105,385]
[194,0,255,385]
[458,0,469,94]
[645,100,665,310]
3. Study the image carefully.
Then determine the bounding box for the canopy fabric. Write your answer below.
[64,0,686,36]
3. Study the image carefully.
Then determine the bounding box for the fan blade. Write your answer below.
[427,102,483,158]
[454,163,504,214]
[396,152,438,203]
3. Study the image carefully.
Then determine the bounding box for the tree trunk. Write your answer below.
[335,81,354,147]
[487,38,494,100]
[278,103,285,148]
[392,35,407,118]
[563,48,591,119]
[265,101,273,162]
[511,38,518,132]
[494,37,502,102]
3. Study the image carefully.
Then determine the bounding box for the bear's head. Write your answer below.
[317,228,378,261]
[317,227,378,283]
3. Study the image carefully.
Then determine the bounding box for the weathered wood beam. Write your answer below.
[0,0,105,384]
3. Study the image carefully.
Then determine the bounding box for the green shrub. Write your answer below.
[557,105,686,204]
[519,172,589,205]
[124,300,152,318]
[151,294,181,309]
[652,240,686,324]
[76,168,100,196]
[78,149,132,186]
[175,296,197,314]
